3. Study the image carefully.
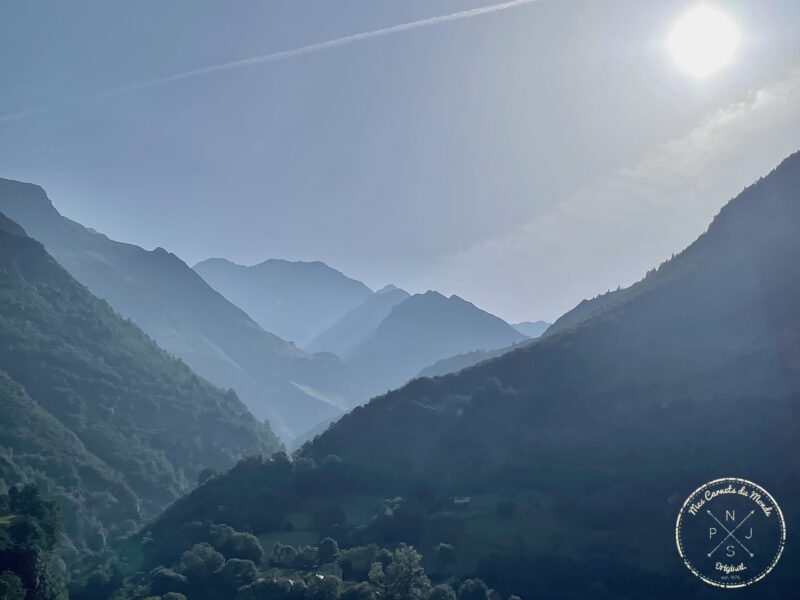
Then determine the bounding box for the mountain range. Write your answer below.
[0,211,279,556]
[0,179,354,441]
[307,284,411,357]
[143,152,800,599]
[345,290,529,398]
[194,257,373,347]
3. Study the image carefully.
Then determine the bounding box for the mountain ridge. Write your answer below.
[194,256,373,347]
[0,211,280,554]
[346,290,529,397]
[0,179,351,440]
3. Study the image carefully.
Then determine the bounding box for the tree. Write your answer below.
[340,544,380,581]
[340,582,379,600]
[0,572,26,600]
[238,577,292,600]
[433,543,456,574]
[271,543,298,567]
[458,579,490,600]
[149,566,187,595]
[178,543,225,580]
[318,537,340,564]
[429,584,457,600]
[0,486,67,600]
[383,545,430,600]
[219,558,258,590]
[306,575,342,600]
[368,562,385,589]
[294,545,318,569]
[211,524,264,562]
[9,485,60,548]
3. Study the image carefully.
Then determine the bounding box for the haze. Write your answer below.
[2,0,800,322]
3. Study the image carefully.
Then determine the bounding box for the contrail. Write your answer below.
[1,0,539,124]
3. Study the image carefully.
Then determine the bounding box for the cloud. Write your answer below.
[0,0,540,124]
[428,69,800,322]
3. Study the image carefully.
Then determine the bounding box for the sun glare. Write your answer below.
[667,6,740,79]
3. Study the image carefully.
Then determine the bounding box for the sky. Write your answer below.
[1,0,800,323]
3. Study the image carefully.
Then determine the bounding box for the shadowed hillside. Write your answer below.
[139,153,800,599]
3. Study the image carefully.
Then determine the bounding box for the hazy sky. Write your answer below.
[2,0,800,322]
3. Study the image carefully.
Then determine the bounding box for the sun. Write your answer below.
[667,6,740,79]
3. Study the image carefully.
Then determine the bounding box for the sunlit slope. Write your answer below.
[0,211,279,552]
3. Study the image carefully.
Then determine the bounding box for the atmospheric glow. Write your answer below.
[667,6,740,79]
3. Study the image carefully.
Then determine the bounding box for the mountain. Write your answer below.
[305,152,800,595]
[0,179,353,440]
[347,291,529,397]
[544,288,625,335]
[416,342,528,378]
[194,257,373,347]
[0,212,279,555]
[511,320,550,338]
[142,153,800,599]
[307,284,410,357]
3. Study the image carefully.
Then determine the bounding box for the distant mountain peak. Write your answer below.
[0,180,354,442]
[377,284,402,294]
[512,320,551,338]
[194,255,373,347]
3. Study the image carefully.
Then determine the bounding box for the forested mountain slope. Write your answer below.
[0,179,353,440]
[312,151,800,480]
[0,212,279,554]
[116,153,800,599]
